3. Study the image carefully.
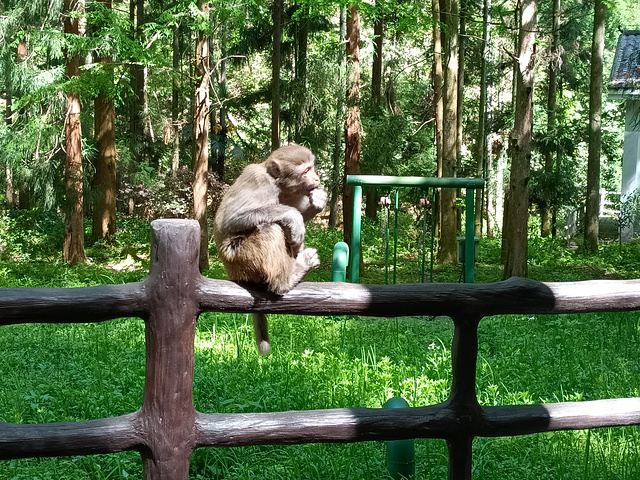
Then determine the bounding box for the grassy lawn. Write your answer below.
[0,215,639,479]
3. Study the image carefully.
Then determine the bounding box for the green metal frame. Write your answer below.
[346,175,485,284]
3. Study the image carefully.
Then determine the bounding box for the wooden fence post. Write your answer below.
[141,219,201,479]
[446,316,482,480]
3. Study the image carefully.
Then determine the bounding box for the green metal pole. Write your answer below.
[331,242,349,282]
[393,189,399,285]
[350,185,362,283]
[430,189,436,283]
[384,397,415,479]
[465,188,475,283]
[421,194,427,283]
[385,204,390,285]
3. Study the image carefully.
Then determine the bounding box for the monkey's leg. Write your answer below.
[252,313,270,355]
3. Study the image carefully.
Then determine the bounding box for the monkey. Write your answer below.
[214,144,327,355]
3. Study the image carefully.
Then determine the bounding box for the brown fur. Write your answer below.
[214,144,326,354]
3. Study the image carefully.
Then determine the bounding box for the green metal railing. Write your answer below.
[346,175,485,284]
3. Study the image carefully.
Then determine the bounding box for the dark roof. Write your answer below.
[609,30,640,98]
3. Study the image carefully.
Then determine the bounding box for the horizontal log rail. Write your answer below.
[3,276,640,325]
[1,219,639,479]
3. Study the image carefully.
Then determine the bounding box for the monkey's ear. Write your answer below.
[266,158,282,178]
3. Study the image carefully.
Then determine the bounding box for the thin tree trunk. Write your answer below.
[585,0,605,252]
[130,0,143,163]
[294,3,309,142]
[63,0,85,265]
[475,0,491,236]
[503,0,536,279]
[366,3,384,221]
[438,0,459,265]
[171,24,180,176]
[329,6,347,229]
[92,0,116,241]
[343,3,361,248]
[271,0,283,150]
[4,54,13,210]
[541,0,561,237]
[372,3,383,106]
[217,33,228,181]
[432,0,444,239]
[193,5,210,271]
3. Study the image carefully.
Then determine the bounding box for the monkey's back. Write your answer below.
[214,162,297,294]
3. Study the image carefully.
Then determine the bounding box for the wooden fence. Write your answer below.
[1,218,640,479]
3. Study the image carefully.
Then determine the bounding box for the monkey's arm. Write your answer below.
[221,204,306,248]
[281,188,328,222]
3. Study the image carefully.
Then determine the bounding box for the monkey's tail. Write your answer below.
[252,313,270,356]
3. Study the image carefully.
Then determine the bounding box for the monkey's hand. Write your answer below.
[299,188,327,222]
[279,209,306,250]
[309,188,327,213]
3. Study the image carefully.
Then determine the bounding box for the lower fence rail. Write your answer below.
[1,219,639,480]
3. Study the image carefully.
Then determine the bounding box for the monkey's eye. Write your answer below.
[303,166,312,175]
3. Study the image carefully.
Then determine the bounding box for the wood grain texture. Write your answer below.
[0,283,147,325]
[0,413,142,459]
[197,276,640,317]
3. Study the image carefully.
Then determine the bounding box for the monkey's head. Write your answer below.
[266,144,320,195]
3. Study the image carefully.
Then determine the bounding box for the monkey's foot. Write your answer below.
[302,247,320,269]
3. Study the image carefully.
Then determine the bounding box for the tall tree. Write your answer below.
[92,0,117,241]
[503,0,537,279]
[4,52,14,210]
[271,0,283,150]
[584,0,605,252]
[63,0,85,265]
[193,0,211,271]
[365,2,384,221]
[372,2,383,106]
[475,0,491,236]
[215,20,228,181]
[438,0,459,265]
[171,23,181,176]
[432,0,444,238]
[343,3,361,248]
[329,6,347,229]
[541,0,561,237]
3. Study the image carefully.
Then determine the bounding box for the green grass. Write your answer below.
[1,215,640,478]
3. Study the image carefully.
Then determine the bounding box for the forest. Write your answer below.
[2,0,640,479]
[1,0,640,269]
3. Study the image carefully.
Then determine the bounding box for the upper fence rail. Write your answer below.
[1,219,639,480]
[3,275,640,326]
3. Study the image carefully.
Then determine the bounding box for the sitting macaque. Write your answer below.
[214,144,327,355]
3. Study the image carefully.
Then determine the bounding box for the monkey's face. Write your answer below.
[267,145,321,196]
[299,163,320,194]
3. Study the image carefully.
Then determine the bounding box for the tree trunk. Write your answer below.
[130,0,143,163]
[475,0,491,237]
[271,0,283,150]
[171,24,180,176]
[372,3,383,106]
[294,4,309,142]
[343,3,361,248]
[216,22,228,181]
[584,0,605,252]
[92,0,116,241]
[541,0,561,237]
[4,54,13,210]
[438,0,459,265]
[432,0,444,239]
[193,5,210,271]
[63,0,85,265]
[503,0,536,279]
[329,6,347,229]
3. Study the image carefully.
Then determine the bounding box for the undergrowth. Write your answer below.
[0,213,639,478]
